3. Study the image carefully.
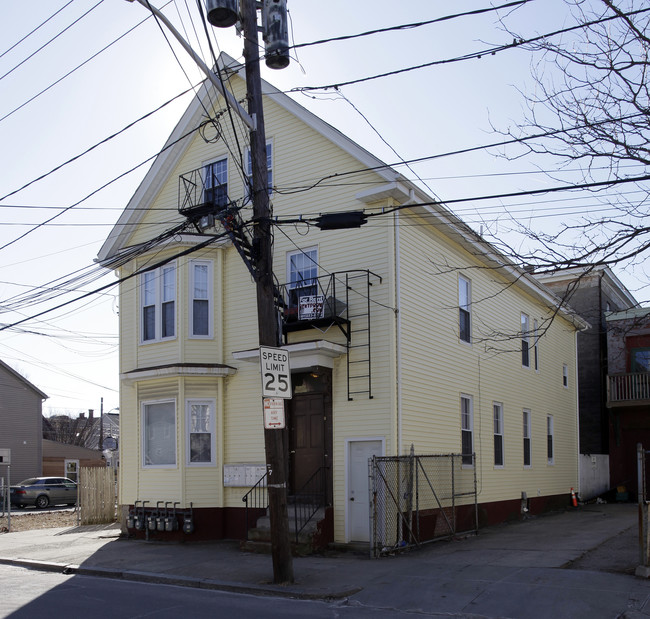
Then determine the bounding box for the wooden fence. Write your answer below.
[79,467,116,525]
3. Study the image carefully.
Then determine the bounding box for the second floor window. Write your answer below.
[521,313,530,368]
[141,264,176,342]
[190,260,212,337]
[631,348,650,372]
[459,275,471,343]
[288,248,318,291]
[533,319,539,370]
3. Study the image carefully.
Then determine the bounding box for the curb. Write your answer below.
[0,556,361,601]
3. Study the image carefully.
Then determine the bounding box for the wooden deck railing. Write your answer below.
[607,373,650,404]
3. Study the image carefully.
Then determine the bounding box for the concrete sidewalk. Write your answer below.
[1,503,649,617]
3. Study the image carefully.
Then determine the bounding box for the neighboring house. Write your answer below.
[605,307,650,498]
[97,54,586,545]
[81,412,120,452]
[536,266,639,498]
[42,439,105,481]
[0,359,47,484]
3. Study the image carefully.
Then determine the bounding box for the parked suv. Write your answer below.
[10,477,77,509]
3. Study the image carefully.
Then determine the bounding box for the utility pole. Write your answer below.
[240,0,294,585]
[99,396,104,452]
[128,0,293,584]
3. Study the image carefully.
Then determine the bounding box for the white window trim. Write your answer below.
[141,399,177,469]
[493,402,504,469]
[186,398,216,467]
[521,312,530,368]
[459,275,471,345]
[547,415,554,465]
[140,263,177,344]
[204,156,228,203]
[523,408,532,468]
[189,259,213,339]
[286,246,319,288]
[461,394,474,468]
[562,364,569,388]
[533,319,540,372]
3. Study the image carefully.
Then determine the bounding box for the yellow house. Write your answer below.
[98,55,586,548]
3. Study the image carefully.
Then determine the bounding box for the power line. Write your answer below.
[0,114,209,253]
[0,223,233,332]
[289,7,650,93]
[0,2,166,124]
[0,0,75,60]
[272,111,647,196]
[272,172,650,226]
[0,0,105,82]
[291,0,533,51]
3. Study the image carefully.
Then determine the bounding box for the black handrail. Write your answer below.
[242,470,269,541]
[291,466,329,543]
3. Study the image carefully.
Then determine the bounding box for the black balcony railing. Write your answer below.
[277,272,349,336]
[178,166,231,221]
[607,372,650,405]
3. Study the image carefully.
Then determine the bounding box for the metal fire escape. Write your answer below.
[179,166,380,400]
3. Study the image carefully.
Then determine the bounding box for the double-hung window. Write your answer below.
[142,400,176,467]
[186,399,216,466]
[245,143,273,198]
[533,319,539,370]
[461,394,474,466]
[141,264,176,342]
[562,364,569,388]
[204,157,228,207]
[493,402,504,467]
[547,415,554,464]
[190,260,212,338]
[523,409,532,467]
[459,275,471,343]
[288,248,318,303]
[521,313,530,368]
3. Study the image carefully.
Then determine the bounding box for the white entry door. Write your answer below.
[347,439,382,542]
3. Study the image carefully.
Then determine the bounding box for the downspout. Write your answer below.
[395,208,403,455]
[575,327,581,498]
[395,190,415,455]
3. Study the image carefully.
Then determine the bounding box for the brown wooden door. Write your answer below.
[289,393,325,493]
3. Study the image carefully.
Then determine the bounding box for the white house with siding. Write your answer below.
[98,54,586,546]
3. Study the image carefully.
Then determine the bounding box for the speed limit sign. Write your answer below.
[259,346,292,399]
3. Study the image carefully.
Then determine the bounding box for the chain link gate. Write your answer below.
[369,452,478,558]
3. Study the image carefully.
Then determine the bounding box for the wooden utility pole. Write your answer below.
[240,0,294,584]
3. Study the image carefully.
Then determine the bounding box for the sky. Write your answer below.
[0,0,646,416]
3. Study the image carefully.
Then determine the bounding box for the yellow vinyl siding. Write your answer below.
[111,69,579,543]
[396,208,578,505]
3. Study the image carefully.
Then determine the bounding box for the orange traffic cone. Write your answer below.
[570,487,578,508]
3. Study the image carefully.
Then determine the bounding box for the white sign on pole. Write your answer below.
[263,398,286,429]
[0,449,10,464]
[260,346,292,399]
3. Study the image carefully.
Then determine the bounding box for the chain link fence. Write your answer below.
[370,452,477,558]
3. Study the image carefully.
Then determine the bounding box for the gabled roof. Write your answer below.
[535,265,639,311]
[97,53,588,330]
[0,358,48,399]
